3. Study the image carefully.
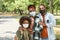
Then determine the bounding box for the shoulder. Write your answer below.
[37,13,41,16]
[46,13,55,20]
[16,26,22,34]
[36,13,41,18]
[47,12,54,16]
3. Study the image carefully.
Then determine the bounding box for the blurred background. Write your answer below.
[0,0,60,40]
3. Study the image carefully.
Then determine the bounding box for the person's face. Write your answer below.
[39,5,45,10]
[29,7,35,12]
[29,7,36,17]
[23,20,29,24]
[22,20,29,28]
[39,5,46,14]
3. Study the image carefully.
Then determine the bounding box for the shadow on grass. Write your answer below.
[56,34,60,40]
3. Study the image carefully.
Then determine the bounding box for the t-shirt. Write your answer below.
[41,15,48,38]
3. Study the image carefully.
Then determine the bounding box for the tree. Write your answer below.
[0,0,60,15]
[53,0,60,14]
[0,0,3,11]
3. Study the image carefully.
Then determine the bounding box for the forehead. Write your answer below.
[29,6,35,9]
[30,6,35,8]
[29,7,35,10]
[29,7,35,12]
[23,20,29,23]
[39,5,45,8]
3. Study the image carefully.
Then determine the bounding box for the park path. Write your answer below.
[0,16,19,40]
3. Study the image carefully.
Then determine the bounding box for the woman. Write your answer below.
[14,16,31,40]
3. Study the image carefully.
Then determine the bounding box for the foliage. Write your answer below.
[0,0,60,14]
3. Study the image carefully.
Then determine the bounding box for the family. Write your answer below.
[14,4,56,40]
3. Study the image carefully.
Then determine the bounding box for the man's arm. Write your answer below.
[38,14,56,27]
[46,14,56,27]
[38,21,47,27]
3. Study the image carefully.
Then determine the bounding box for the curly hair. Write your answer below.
[19,16,31,28]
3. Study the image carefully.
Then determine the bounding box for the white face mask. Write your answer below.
[30,11,36,17]
[22,24,29,28]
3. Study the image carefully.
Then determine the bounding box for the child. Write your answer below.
[14,16,31,40]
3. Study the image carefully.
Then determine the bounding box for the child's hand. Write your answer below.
[28,29,33,34]
[19,27,23,35]
[20,29,23,35]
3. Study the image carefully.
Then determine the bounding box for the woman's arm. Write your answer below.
[46,14,56,28]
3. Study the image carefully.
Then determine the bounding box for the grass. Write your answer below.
[54,27,60,40]
[56,19,60,25]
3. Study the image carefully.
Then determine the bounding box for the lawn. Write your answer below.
[56,34,60,40]
[56,19,60,25]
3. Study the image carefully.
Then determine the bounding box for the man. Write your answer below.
[28,5,36,40]
[37,4,56,40]
[28,5,43,40]
[28,5,36,29]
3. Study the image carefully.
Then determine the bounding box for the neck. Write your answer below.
[23,28,27,30]
[41,13,45,16]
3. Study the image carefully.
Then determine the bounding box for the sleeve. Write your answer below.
[16,30,23,40]
[46,14,56,28]
[28,31,32,40]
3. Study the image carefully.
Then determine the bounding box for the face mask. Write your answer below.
[39,10,46,14]
[30,11,36,17]
[22,24,29,28]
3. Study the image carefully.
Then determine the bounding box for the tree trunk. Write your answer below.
[49,0,53,14]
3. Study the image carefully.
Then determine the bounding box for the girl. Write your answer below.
[14,16,31,40]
